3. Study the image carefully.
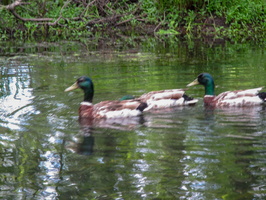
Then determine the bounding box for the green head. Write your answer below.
[65,76,94,102]
[187,73,215,95]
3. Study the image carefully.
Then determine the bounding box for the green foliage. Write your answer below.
[206,0,265,37]
[0,0,265,41]
[156,29,180,35]
[141,0,265,40]
[154,0,205,12]
[206,0,265,24]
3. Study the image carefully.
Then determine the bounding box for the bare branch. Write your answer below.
[4,0,53,22]
[87,15,122,26]
[46,0,71,25]
[115,17,135,26]
[79,0,97,17]
[3,0,85,26]
[115,14,147,26]
[114,6,142,26]
[5,0,29,10]
[154,12,166,33]
[10,10,54,22]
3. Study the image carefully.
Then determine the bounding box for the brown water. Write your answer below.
[0,39,265,199]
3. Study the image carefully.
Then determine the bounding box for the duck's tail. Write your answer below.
[136,102,148,111]
[182,94,194,101]
[258,92,266,102]
[182,94,198,105]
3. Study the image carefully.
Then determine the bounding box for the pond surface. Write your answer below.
[0,39,266,199]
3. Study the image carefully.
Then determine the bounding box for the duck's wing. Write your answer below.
[93,100,147,118]
[214,87,264,106]
[138,89,198,111]
[139,89,185,101]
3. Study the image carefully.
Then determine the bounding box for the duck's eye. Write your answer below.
[198,74,203,79]
[78,77,86,83]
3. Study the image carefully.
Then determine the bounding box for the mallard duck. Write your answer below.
[187,73,266,107]
[65,76,148,119]
[136,89,198,111]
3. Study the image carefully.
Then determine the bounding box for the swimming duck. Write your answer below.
[187,73,266,107]
[65,76,148,119]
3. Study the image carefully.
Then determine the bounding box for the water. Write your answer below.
[0,39,266,199]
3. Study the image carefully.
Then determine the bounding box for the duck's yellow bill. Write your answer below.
[187,79,200,87]
[65,82,79,92]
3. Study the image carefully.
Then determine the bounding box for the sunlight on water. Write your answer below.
[39,151,61,199]
[0,64,37,130]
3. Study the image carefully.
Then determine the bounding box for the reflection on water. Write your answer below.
[67,126,95,155]
[0,64,36,130]
[181,106,266,199]
[0,41,266,199]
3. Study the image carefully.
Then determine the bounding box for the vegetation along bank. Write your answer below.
[0,0,265,42]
